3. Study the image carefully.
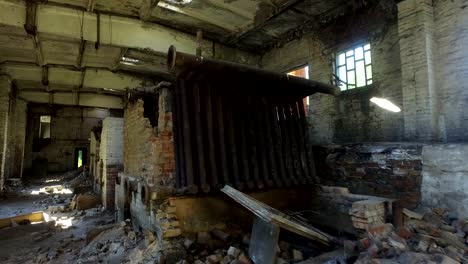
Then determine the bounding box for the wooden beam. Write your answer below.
[221,185,335,245]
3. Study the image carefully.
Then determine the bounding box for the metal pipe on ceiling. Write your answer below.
[167,45,340,97]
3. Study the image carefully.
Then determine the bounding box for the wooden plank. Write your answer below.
[221,185,333,245]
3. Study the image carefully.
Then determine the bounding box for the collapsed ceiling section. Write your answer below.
[0,0,380,109]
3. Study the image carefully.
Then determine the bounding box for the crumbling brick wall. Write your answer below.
[123,88,175,199]
[313,143,423,209]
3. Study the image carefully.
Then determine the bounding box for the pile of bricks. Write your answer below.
[156,201,182,239]
[349,200,386,230]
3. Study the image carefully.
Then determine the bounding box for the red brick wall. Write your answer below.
[313,143,423,209]
[104,165,121,209]
[123,89,176,196]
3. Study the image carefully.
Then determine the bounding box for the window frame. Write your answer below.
[333,43,373,91]
[39,115,51,139]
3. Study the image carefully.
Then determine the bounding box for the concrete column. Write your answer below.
[398,0,439,141]
[0,76,11,191]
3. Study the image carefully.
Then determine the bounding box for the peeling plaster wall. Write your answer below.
[8,99,27,180]
[23,105,122,175]
[421,144,468,218]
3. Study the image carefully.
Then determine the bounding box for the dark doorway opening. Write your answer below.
[75,148,87,169]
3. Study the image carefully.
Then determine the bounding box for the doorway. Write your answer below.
[75,148,87,169]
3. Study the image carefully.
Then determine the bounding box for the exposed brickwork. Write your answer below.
[103,165,122,210]
[398,0,438,141]
[100,117,124,209]
[123,88,175,197]
[313,144,423,208]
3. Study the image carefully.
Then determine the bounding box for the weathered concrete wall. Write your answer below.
[0,76,11,190]
[89,129,100,189]
[23,105,122,174]
[314,143,423,209]
[421,144,468,218]
[0,76,28,190]
[7,99,27,180]
[262,16,403,144]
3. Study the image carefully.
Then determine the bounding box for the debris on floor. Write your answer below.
[312,207,468,264]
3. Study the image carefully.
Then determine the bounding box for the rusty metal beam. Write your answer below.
[168,45,340,97]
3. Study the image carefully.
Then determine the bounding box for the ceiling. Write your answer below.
[0,0,374,109]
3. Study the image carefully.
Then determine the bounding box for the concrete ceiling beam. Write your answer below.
[86,0,96,12]
[140,0,160,21]
[205,0,254,20]
[157,2,238,32]
[0,0,198,54]
[225,0,304,44]
[0,63,146,92]
[19,90,123,109]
